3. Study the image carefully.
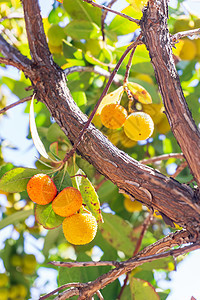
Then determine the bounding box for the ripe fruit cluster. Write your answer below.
[27,174,97,245]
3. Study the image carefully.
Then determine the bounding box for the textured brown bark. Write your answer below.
[140,0,200,187]
[17,0,200,236]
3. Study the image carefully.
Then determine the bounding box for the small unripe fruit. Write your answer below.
[62,213,97,245]
[52,187,82,217]
[27,174,57,205]
[124,196,143,213]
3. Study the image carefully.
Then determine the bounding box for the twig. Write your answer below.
[0,96,32,115]
[82,0,140,25]
[39,283,85,300]
[64,65,122,85]
[62,37,142,163]
[48,260,121,268]
[101,0,117,41]
[0,13,24,23]
[171,161,187,179]
[123,48,135,85]
[140,153,184,164]
[172,28,200,42]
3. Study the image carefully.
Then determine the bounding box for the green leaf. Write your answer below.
[129,78,160,104]
[53,166,73,192]
[72,91,87,107]
[63,40,83,60]
[46,123,67,143]
[35,203,65,229]
[75,169,103,222]
[99,213,139,256]
[43,227,62,257]
[0,209,33,230]
[64,20,100,40]
[109,6,140,35]
[0,163,14,180]
[0,168,49,193]
[63,0,101,26]
[130,277,160,300]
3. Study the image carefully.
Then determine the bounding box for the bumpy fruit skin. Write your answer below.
[100,104,128,129]
[52,187,82,217]
[124,196,143,212]
[27,174,57,205]
[123,112,154,141]
[62,213,98,245]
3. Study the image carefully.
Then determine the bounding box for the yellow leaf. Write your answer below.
[126,82,152,104]
[96,86,124,115]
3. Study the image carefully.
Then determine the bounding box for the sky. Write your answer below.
[0,0,200,299]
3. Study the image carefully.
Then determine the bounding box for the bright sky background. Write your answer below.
[0,0,200,299]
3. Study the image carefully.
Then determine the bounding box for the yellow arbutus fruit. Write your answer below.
[62,213,98,245]
[179,38,197,61]
[100,103,128,129]
[119,130,137,148]
[27,174,57,205]
[124,112,154,141]
[124,196,143,213]
[96,86,124,115]
[126,82,152,104]
[52,187,82,217]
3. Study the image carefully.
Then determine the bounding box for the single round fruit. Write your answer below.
[124,196,143,212]
[23,254,37,269]
[100,104,128,129]
[27,174,57,205]
[142,103,164,125]
[47,24,66,47]
[62,213,98,245]
[0,274,9,288]
[52,187,82,217]
[123,112,154,141]
[179,39,197,60]
[9,285,19,299]
[17,284,28,298]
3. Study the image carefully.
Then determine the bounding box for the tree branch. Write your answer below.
[82,0,140,24]
[172,28,200,41]
[21,0,52,64]
[140,0,200,187]
[0,34,32,75]
[0,96,32,115]
[64,65,122,85]
[140,153,184,164]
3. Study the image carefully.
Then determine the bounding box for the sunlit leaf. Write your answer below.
[29,96,49,159]
[129,277,160,300]
[75,169,103,222]
[126,82,152,104]
[53,166,73,192]
[0,209,33,230]
[35,203,65,229]
[96,86,124,115]
[64,20,100,40]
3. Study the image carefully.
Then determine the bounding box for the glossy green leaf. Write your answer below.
[53,166,73,192]
[109,6,140,35]
[130,277,160,300]
[75,169,103,222]
[72,91,87,107]
[63,40,83,60]
[35,203,65,229]
[46,123,67,143]
[0,168,48,193]
[63,0,101,26]
[0,209,33,230]
[0,163,14,180]
[99,213,139,256]
[64,20,100,40]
